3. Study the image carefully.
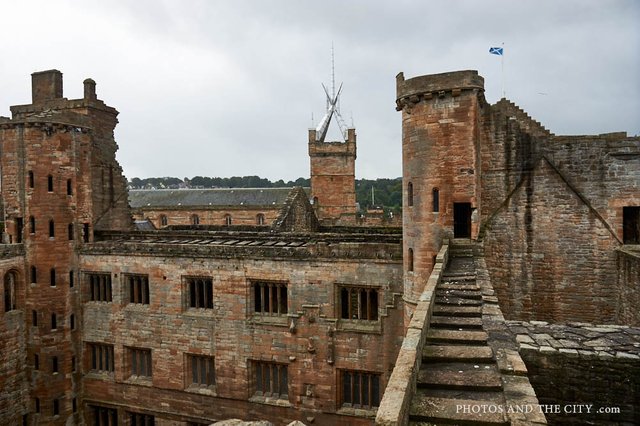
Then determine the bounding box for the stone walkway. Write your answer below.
[409,240,546,425]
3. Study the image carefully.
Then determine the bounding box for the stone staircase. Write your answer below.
[409,239,509,425]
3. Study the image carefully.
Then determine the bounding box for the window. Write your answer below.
[47,175,54,192]
[88,343,115,373]
[70,314,75,330]
[407,182,414,207]
[256,213,265,225]
[34,354,39,370]
[253,281,287,315]
[128,412,155,426]
[339,286,379,321]
[83,223,90,243]
[90,405,118,426]
[52,356,59,373]
[29,216,35,234]
[30,266,37,284]
[253,361,288,399]
[35,398,40,414]
[69,270,74,288]
[191,214,199,225]
[50,268,56,287]
[224,214,232,226]
[129,347,152,378]
[67,179,73,196]
[32,310,38,326]
[3,271,17,312]
[49,219,55,238]
[186,277,213,309]
[28,171,34,188]
[432,188,440,212]
[53,399,59,416]
[623,206,640,244]
[187,354,215,387]
[408,248,414,272]
[51,313,57,330]
[127,274,150,304]
[73,398,77,413]
[72,356,76,372]
[159,215,168,227]
[15,217,23,243]
[88,273,112,302]
[68,224,74,240]
[340,370,381,409]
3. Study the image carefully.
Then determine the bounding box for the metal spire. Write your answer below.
[315,45,349,143]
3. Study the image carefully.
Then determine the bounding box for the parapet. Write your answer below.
[396,70,484,109]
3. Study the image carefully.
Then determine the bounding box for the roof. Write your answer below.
[129,188,309,209]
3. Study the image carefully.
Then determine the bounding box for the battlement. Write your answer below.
[396,70,484,109]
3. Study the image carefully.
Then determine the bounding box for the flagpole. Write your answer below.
[501,42,505,99]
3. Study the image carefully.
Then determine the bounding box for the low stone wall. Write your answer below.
[508,321,640,425]
[375,243,449,425]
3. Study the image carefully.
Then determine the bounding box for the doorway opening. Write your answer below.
[623,206,640,244]
[453,203,472,238]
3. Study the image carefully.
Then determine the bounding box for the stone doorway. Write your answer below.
[453,203,472,238]
[623,206,640,244]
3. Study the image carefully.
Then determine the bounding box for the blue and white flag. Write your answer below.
[489,47,504,56]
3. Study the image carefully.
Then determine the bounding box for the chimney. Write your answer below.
[31,70,63,103]
[83,78,97,100]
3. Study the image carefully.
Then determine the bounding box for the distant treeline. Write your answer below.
[129,176,402,211]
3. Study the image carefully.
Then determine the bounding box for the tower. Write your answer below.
[308,70,357,225]
[0,70,131,424]
[396,70,485,320]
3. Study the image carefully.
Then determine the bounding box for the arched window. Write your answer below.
[29,216,36,234]
[408,248,414,272]
[68,224,74,240]
[224,214,232,226]
[66,179,73,195]
[159,215,168,227]
[30,266,37,284]
[50,269,56,287]
[256,213,265,225]
[407,182,414,207]
[432,188,439,212]
[49,220,55,238]
[191,214,200,225]
[47,175,54,192]
[4,271,18,312]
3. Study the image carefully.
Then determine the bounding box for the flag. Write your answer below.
[489,47,504,56]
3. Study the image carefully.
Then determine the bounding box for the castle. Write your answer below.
[0,69,638,425]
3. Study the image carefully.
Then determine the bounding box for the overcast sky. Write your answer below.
[1,0,638,181]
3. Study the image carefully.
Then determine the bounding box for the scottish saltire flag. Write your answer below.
[489,47,504,56]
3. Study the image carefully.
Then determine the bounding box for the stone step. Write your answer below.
[430,316,484,330]
[426,329,488,345]
[423,345,494,363]
[442,274,477,281]
[439,283,480,291]
[409,394,509,425]
[436,289,482,299]
[417,364,502,392]
[435,297,482,306]
[433,305,482,317]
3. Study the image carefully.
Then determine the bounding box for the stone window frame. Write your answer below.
[191,214,200,225]
[185,353,216,392]
[126,346,152,380]
[127,411,155,426]
[86,342,115,374]
[337,284,380,321]
[335,283,382,333]
[123,273,150,305]
[338,369,382,411]
[224,214,232,226]
[248,279,289,326]
[182,275,214,312]
[159,214,168,227]
[84,272,113,303]
[89,405,117,426]
[3,270,19,313]
[250,360,289,402]
[256,213,265,225]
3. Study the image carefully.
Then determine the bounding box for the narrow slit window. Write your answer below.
[408,248,414,272]
[28,171,34,188]
[407,182,414,207]
[432,188,440,212]
[47,175,54,192]
[49,220,55,238]
[50,268,56,286]
[67,179,73,195]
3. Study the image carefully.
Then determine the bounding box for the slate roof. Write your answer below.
[129,188,309,209]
